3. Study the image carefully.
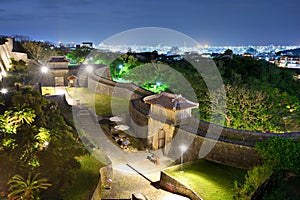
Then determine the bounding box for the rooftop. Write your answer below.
[143,92,199,110]
[47,56,69,63]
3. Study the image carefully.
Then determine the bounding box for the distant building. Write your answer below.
[278,55,300,68]
[242,53,254,58]
[81,42,93,48]
[144,92,198,151]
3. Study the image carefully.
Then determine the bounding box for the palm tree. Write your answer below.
[7,172,51,200]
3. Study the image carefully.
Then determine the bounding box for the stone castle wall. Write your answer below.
[88,67,300,169]
[87,72,153,99]
[0,38,28,74]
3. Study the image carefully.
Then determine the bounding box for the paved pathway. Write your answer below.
[73,104,189,199]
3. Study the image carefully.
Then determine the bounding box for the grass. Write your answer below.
[41,86,55,95]
[164,159,247,200]
[63,155,104,200]
[67,87,129,116]
[42,87,129,116]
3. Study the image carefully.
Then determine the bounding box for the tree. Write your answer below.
[234,137,300,199]
[110,53,139,79]
[8,173,51,200]
[66,46,93,64]
[256,137,300,175]
[234,164,273,200]
[7,58,30,87]
[21,40,57,63]
[0,87,85,198]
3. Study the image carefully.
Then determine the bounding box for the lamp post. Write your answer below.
[40,66,48,95]
[180,145,187,172]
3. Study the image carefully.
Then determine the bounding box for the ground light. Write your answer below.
[180,145,187,172]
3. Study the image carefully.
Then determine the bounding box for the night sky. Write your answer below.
[1,0,300,46]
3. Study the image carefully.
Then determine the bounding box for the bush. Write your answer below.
[234,164,272,200]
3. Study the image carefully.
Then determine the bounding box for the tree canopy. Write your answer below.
[0,88,86,198]
[106,51,300,132]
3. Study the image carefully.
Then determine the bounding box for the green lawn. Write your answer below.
[68,87,129,116]
[164,159,247,200]
[42,87,129,116]
[63,155,104,200]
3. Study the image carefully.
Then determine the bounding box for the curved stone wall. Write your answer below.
[88,68,300,169]
[88,72,153,99]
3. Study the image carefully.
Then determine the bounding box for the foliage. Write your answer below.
[0,88,86,198]
[21,40,57,63]
[62,155,104,200]
[262,176,300,200]
[233,164,273,200]
[66,46,93,65]
[6,59,30,87]
[99,51,299,132]
[7,173,51,200]
[234,137,300,199]
[110,53,139,79]
[256,137,300,175]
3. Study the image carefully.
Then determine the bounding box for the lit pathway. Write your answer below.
[72,100,189,199]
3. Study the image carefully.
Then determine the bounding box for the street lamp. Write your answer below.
[41,66,48,73]
[180,145,187,172]
[1,88,8,94]
[39,66,49,95]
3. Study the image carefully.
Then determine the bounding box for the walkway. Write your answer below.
[72,99,189,199]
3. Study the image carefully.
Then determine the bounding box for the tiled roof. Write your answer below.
[47,56,69,62]
[143,92,199,110]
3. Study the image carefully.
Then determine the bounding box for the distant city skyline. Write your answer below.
[1,0,300,46]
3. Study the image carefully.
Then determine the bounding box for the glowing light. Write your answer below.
[180,145,187,172]
[41,66,48,73]
[118,64,123,69]
[1,88,8,94]
[156,82,161,86]
[43,141,49,148]
[180,145,187,152]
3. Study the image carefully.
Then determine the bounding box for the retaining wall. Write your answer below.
[160,169,203,200]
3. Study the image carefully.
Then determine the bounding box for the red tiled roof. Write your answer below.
[143,92,198,110]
